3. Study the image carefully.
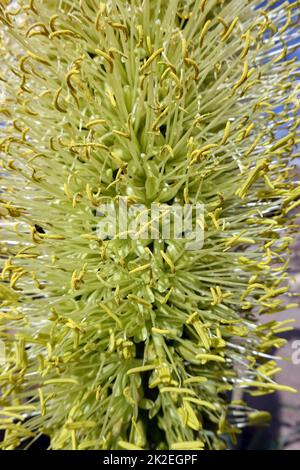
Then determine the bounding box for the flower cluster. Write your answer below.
[0,0,299,450]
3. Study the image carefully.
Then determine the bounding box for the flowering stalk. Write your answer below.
[0,0,299,450]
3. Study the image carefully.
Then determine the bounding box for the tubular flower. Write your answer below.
[0,0,299,450]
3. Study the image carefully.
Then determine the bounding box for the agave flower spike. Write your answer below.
[0,0,299,450]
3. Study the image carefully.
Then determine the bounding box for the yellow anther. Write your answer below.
[274,39,288,63]
[65,318,83,332]
[208,211,220,231]
[66,69,80,96]
[167,70,182,97]
[86,183,101,206]
[225,235,255,248]
[26,50,50,66]
[183,397,219,411]
[10,269,27,289]
[184,58,200,79]
[199,0,209,12]
[129,263,151,274]
[160,387,196,396]
[66,421,97,430]
[38,388,46,416]
[242,79,260,95]
[183,377,208,385]
[63,182,73,199]
[22,99,38,116]
[86,119,106,129]
[113,285,120,305]
[240,29,251,59]
[95,2,107,30]
[49,29,79,39]
[0,283,19,303]
[262,11,277,34]
[22,127,29,141]
[257,247,271,268]
[196,353,225,363]
[137,25,144,47]
[238,380,297,394]
[151,327,172,335]
[108,48,128,60]
[105,84,116,107]
[152,106,169,131]
[222,17,239,41]
[48,136,57,151]
[171,441,204,450]
[181,38,187,59]
[233,61,249,93]
[160,250,175,273]
[210,286,223,305]
[183,187,189,204]
[186,312,198,325]
[190,143,218,163]
[108,21,128,38]
[236,122,254,142]
[38,233,65,240]
[29,225,41,244]
[127,364,156,375]
[32,272,44,290]
[254,100,272,112]
[217,16,228,31]
[186,312,211,349]
[69,142,108,152]
[127,294,151,307]
[0,9,12,26]
[140,48,164,73]
[95,49,114,72]
[29,167,43,182]
[49,14,59,31]
[112,129,130,139]
[264,174,274,190]
[159,144,174,160]
[284,199,300,214]
[269,132,295,152]
[70,264,86,290]
[178,401,202,431]
[16,336,27,368]
[221,120,231,145]
[1,257,14,280]
[26,22,48,37]
[43,377,78,385]
[146,36,153,55]
[236,159,269,198]
[99,302,123,328]
[53,87,66,113]
[244,132,264,157]
[199,20,211,47]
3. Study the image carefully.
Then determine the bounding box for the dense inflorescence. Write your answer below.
[0,0,300,450]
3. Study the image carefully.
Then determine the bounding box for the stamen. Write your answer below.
[95,49,114,72]
[199,20,211,48]
[221,17,239,41]
[53,87,66,113]
[140,48,164,73]
[127,364,156,375]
